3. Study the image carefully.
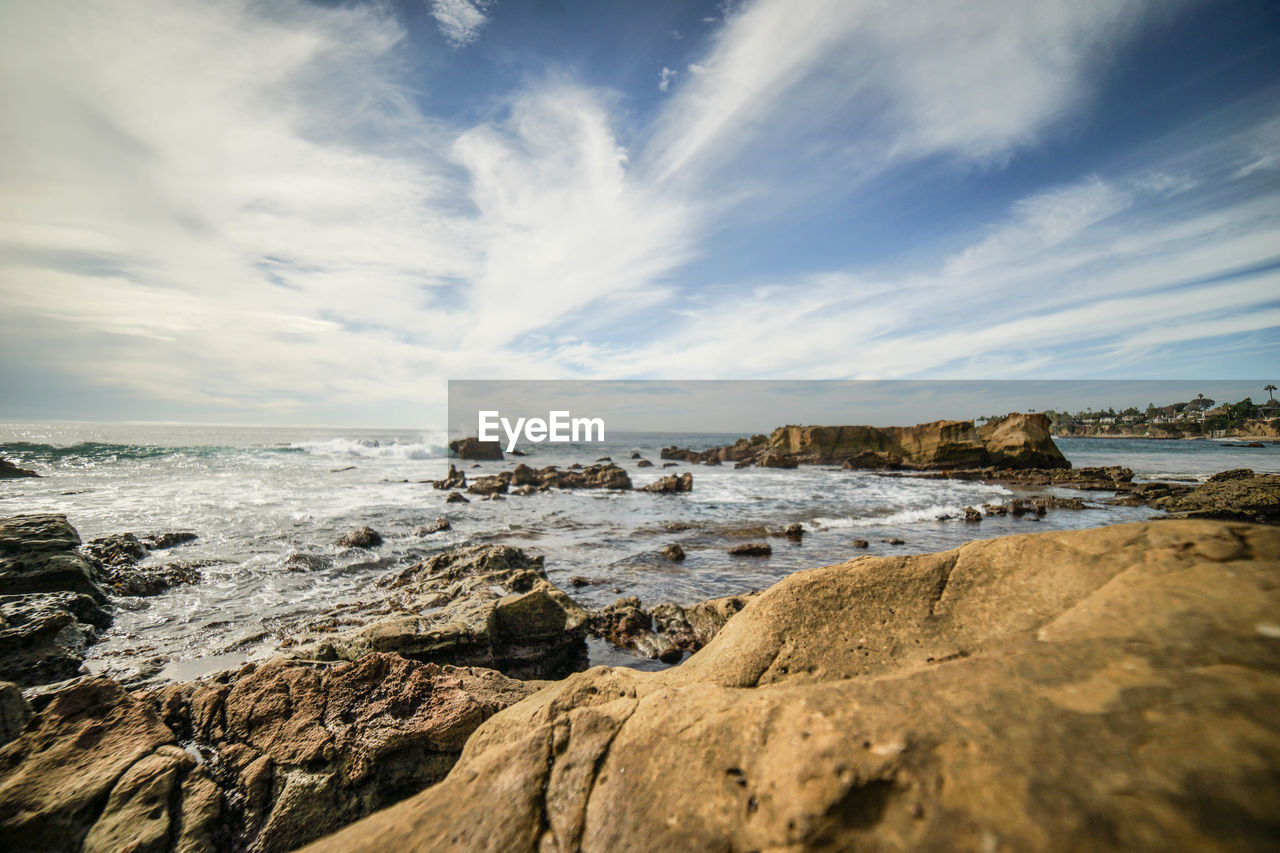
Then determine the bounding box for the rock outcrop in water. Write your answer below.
[291,545,590,680]
[448,437,504,461]
[82,531,206,597]
[663,412,1068,470]
[301,520,1280,853]
[0,459,39,478]
[0,653,534,853]
[1151,468,1280,524]
[589,594,756,662]
[0,515,111,687]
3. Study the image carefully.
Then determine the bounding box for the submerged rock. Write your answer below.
[290,545,589,681]
[728,542,771,557]
[661,543,685,561]
[0,653,533,853]
[413,518,451,536]
[432,464,467,490]
[301,521,1280,853]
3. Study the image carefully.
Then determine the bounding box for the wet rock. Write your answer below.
[1154,470,1280,524]
[301,521,1280,853]
[851,539,869,548]
[884,537,906,545]
[446,492,470,504]
[963,506,982,522]
[661,543,685,561]
[639,472,693,494]
[336,527,383,549]
[630,453,643,459]
[284,553,332,572]
[413,518,451,536]
[0,681,31,746]
[777,523,804,539]
[467,475,508,497]
[568,576,591,588]
[139,532,198,550]
[661,462,679,468]
[636,459,654,468]
[431,464,467,490]
[448,437,504,461]
[510,485,540,496]
[595,457,612,463]
[728,543,771,557]
[1,515,106,602]
[757,453,798,469]
[588,598,677,662]
[82,533,149,568]
[289,545,589,681]
[0,459,39,478]
[1,654,534,853]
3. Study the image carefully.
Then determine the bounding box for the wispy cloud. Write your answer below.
[0,0,1273,425]
[429,0,493,47]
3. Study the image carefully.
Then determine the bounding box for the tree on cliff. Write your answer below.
[1266,384,1277,402]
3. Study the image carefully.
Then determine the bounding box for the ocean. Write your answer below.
[2,423,1276,683]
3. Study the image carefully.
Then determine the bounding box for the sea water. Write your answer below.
[1,423,1275,682]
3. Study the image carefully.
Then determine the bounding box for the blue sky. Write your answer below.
[0,0,1278,426]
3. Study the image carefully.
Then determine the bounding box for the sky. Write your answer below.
[1,0,1278,427]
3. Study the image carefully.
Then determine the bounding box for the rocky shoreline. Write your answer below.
[2,441,1279,849]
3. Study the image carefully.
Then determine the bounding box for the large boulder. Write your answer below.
[290,545,589,680]
[0,653,534,853]
[301,521,1280,852]
[977,412,1069,469]
[448,437,504,461]
[0,515,105,601]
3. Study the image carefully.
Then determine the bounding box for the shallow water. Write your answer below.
[3,423,1267,682]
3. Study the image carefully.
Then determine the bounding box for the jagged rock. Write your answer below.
[0,459,39,478]
[1,515,105,602]
[446,492,469,504]
[289,545,589,680]
[467,476,508,496]
[728,543,771,557]
[336,527,382,549]
[963,506,982,522]
[661,544,685,561]
[589,598,676,662]
[1154,470,1280,524]
[639,472,692,494]
[0,681,31,746]
[82,533,149,568]
[758,453,798,469]
[301,521,1280,853]
[414,518,451,536]
[432,464,467,490]
[448,437,504,461]
[139,532,198,550]
[0,654,534,853]
[0,516,111,687]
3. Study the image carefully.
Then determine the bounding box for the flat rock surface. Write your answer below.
[302,520,1280,853]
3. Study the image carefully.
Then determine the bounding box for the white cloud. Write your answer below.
[659,67,678,92]
[429,0,492,48]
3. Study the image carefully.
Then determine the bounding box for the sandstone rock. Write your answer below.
[290,545,589,680]
[664,413,1067,471]
[301,521,1280,853]
[639,472,692,494]
[728,543,771,557]
[1155,470,1280,524]
[336,527,383,549]
[0,654,534,853]
[449,437,504,461]
[0,458,39,478]
[661,544,685,561]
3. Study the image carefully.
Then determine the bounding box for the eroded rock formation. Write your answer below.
[302,521,1280,853]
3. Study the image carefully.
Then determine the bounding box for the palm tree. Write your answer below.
[1266,384,1277,403]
